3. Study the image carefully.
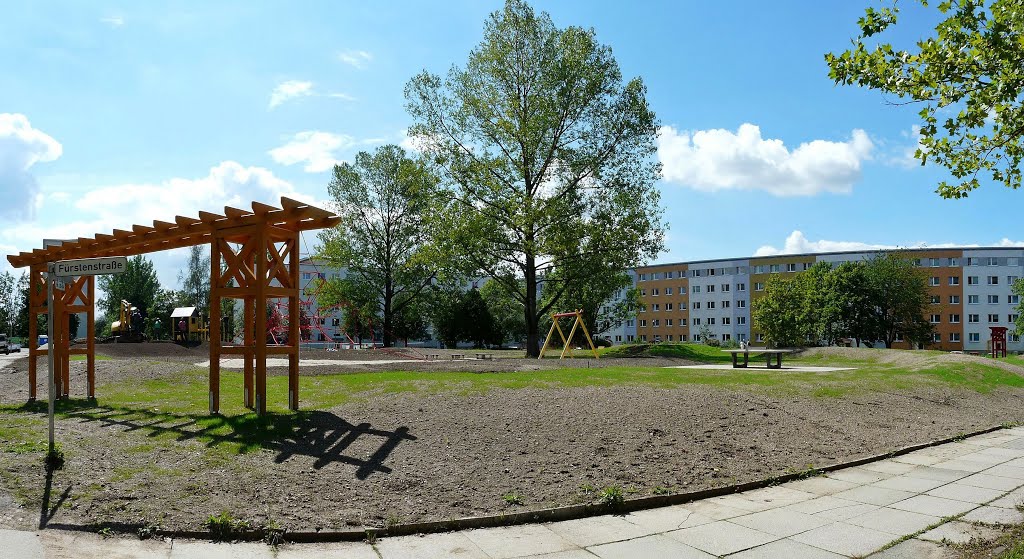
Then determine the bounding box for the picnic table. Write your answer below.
[722,348,794,369]
[475,353,493,360]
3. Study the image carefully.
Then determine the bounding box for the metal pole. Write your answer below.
[46,263,55,454]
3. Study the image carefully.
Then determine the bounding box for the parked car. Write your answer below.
[9,342,21,352]
[0,334,8,354]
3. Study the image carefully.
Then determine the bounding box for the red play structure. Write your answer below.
[991,326,1009,358]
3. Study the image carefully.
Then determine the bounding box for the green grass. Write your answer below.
[70,354,112,361]
[600,342,734,362]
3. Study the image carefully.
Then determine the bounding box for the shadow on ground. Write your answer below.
[14,400,416,481]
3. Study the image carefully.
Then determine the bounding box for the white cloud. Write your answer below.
[887,124,926,169]
[0,113,62,221]
[100,16,124,27]
[337,49,372,69]
[754,230,1024,257]
[268,131,355,172]
[269,80,314,109]
[657,124,874,196]
[327,92,356,101]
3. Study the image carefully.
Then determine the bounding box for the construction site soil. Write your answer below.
[1,345,1024,535]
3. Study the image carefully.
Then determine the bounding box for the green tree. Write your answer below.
[319,277,380,345]
[826,0,1024,198]
[795,261,835,346]
[481,279,527,347]
[68,313,80,340]
[178,245,210,316]
[461,288,496,348]
[14,272,43,339]
[752,273,805,348]
[0,271,16,337]
[149,288,188,341]
[429,286,465,349]
[547,264,642,344]
[318,145,440,348]
[865,252,934,348]
[406,0,665,357]
[828,261,877,347]
[97,255,160,321]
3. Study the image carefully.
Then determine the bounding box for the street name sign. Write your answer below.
[52,256,127,277]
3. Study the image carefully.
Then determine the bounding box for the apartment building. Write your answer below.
[634,247,1024,352]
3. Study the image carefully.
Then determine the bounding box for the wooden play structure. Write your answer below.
[538,310,599,359]
[991,326,1009,358]
[6,197,340,415]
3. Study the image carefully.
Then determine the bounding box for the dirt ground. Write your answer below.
[1,344,1024,535]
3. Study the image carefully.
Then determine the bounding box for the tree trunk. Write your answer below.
[525,254,539,358]
[382,282,394,348]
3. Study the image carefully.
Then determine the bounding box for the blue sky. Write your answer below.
[1,1,1021,288]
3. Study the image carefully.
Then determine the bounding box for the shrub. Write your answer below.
[720,339,740,349]
[704,337,721,347]
[596,485,624,510]
[593,337,613,348]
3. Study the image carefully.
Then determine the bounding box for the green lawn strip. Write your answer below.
[70,354,113,361]
[600,342,734,362]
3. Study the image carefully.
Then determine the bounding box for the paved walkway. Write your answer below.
[7,428,1024,558]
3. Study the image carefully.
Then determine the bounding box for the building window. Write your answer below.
[949,314,960,323]
[692,285,701,293]
[652,288,660,296]
[932,332,941,342]
[969,314,979,323]
[929,314,941,324]
[722,334,732,341]
[1009,258,1019,266]
[755,282,764,291]
[968,276,979,285]
[666,303,674,311]
[615,335,621,342]
[639,273,647,281]
[988,295,1000,304]
[665,287,673,295]
[708,285,716,293]
[302,272,311,280]
[652,319,660,327]
[692,302,701,310]
[949,258,960,266]
[639,319,646,327]
[967,257,979,266]
[738,300,746,308]
[929,258,941,267]
[968,295,979,304]
[722,300,731,308]
[692,318,700,326]
[1009,276,1020,285]
[988,257,1000,266]
[949,276,960,286]
[929,277,940,286]
[641,289,647,297]
[988,276,999,285]
[913,258,922,266]
[708,268,716,276]
[1009,313,1018,324]
[708,318,716,325]
[756,333,764,342]
[666,319,673,326]
[770,264,781,273]
[652,304,660,311]
[969,333,980,342]
[929,295,941,304]
[786,263,797,272]
[722,284,730,292]
[626,320,634,327]
[989,314,1000,323]
[708,301,716,309]
[738,316,747,325]
[666,271,674,279]
[1010,295,1020,305]
[737,283,746,291]
[722,317,731,325]
[680,335,688,342]
[626,335,634,342]
[950,332,961,342]
[950,295,960,304]
[640,335,647,341]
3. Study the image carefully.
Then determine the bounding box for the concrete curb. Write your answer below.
[37,423,1006,543]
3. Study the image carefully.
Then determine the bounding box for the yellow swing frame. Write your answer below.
[538,309,600,359]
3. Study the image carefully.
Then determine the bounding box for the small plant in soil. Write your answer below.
[502,491,524,506]
[44,444,65,470]
[652,486,672,495]
[206,511,252,541]
[596,485,624,510]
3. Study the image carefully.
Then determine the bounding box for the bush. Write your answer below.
[720,339,740,349]
[704,337,721,347]
[593,337,612,348]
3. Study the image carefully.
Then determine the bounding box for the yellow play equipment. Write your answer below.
[538,309,599,359]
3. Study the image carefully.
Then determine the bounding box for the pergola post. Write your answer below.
[254,226,268,416]
[27,265,44,401]
[288,230,300,411]
[209,239,221,414]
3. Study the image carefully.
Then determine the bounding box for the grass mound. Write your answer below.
[601,342,733,363]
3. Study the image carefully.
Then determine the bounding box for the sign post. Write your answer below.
[46,256,127,458]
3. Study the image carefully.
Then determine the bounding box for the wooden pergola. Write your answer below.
[6,197,340,415]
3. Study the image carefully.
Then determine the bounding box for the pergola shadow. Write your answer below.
[21,400,415,480]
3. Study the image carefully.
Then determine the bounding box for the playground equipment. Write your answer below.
[110,299,146,342]
[6,197,339,415]
[991,326,1009,358]
[171,306,209,342]
[539,309,599,360]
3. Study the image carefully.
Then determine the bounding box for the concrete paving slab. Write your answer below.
[892,453,944,466]
[960,504,1024,525]
[726,537,845,559]
[728,508,831,537]
[464,524,575,559]
[861,460,920,476]
[901,466,974,483]
[967,434,1021,446]
[888,495,977,517]
[957,451,1014,465]
[833,485,916,506]
[588,534,713,559]
[40,530,172,559]
[0,529,44,559]
[925,482,1005,504]
[546,515,653,547]
[868,537,948,558]
[985,490,1024,509]
[785,476,859,496]
[706,494,774,513]
[972,447,1024,459]
[918,520,1003,544]
[984,464,1024,480]
[665,520,778,556]
[168,540,274,559]
[277,542,379,559]
[870,475,947,493]
[915,443,978,458]
[842,506,940,536]
[622,506,716,532]
[813,502,881,521]
[790,522,897,557]
[518,550,595,559]
[929,459,991,473]
[784,495,866,515]
[826,467,892,484]
[740,486,817,508]
[681,500,750,520]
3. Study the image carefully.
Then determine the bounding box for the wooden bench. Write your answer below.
[451,354,464,360]
[475,353,493,360]
[425,353,440,360]
[722,348,794,369]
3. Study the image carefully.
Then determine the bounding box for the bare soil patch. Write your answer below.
[1,347,1023,534]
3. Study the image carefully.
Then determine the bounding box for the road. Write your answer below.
[0,346,30,369]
